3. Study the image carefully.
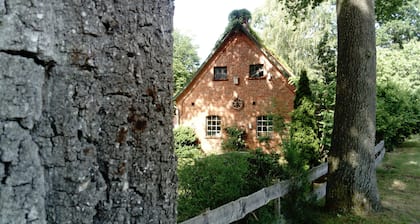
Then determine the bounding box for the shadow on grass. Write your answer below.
[315,135,420,224]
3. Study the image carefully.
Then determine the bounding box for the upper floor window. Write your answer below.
[256,115,273,136]
[206,115,221,136]
[249,64,264,78]
[214,66,227,80]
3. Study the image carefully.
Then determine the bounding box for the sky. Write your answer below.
[173,0,265,62]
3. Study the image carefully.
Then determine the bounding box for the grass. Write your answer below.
[316,135,420,224]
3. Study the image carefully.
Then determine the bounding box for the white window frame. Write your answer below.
[256,115,273,136]
[206,115,221,136]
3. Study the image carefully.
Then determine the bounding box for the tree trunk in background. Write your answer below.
[326,0,381,213]
[0,1,176,223]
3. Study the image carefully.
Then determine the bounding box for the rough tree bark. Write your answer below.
[326,0,381,213]
[0,1,176,223]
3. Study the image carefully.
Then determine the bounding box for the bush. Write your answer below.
[177,151,285,222]
[177,152,250,222]
[376,82,420,150]
[291,71,322,168]
[290,97,322,167]
[174,126,202,159]
[222,126,247,151]
[281,140,320,224]
[246,149,285,192]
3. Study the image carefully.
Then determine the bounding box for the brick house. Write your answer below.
[174,24,295,154]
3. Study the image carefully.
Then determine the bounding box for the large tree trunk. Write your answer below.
[0,1,176,223]
[325,0,381,213]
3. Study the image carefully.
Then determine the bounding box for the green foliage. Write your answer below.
[247,149,285,192]
[253,0,336,76]
[377,40,420,91]
[312,31,336,153]
[376,0,420,48]
[293,70,313,109]
[375,0,420,48]
[173,30,200,95]
[174,126,202,159]
[221,126,247,151]
[177,152,249,222]
[290,71,322,167]
[376,40,420,149]
[177,151,284,222]
[281,140,320,223]
[376,82,420,150]
[278,0,324,20]
[215,9,262,52]
[288,74,323,221]
[228,9,252,26]
[376,0,419,25]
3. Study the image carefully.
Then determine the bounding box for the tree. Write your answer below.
[275,0,382,213]
[326,0,381,212]
[376,40,420,149]
[313,32,336,153]
[253,0,335,77]
[0,1,176,223]
[376,0,420,48]
[173,30,200,95]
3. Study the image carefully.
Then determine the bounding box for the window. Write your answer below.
[256,115,273,136]
[249,64,264,78]
[206,115,221,136]
[214,66,227,80]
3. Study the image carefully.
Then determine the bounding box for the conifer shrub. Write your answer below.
[290,71,322,168]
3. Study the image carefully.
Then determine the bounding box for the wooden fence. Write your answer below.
[180,140,385,224]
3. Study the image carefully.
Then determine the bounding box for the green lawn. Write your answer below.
[317,135,420,224]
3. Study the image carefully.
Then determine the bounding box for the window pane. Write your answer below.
[249,64,264,78]
[256,115,273,136]
[206,115,221,136]
[214,67,227,80]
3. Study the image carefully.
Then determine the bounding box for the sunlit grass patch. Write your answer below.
[316,135,420,223]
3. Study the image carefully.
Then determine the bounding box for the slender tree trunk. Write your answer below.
[326,0,381,213]
[0,1,176,223]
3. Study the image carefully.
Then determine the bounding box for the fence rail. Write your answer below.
[180,140,385,224]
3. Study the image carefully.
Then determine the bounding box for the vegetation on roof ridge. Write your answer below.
[215,9,293,77]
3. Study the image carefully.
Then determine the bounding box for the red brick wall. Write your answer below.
[176,31,295,154]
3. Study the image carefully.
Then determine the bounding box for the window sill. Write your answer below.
[205,135,222,139]
[213,79,229,81]
[247,76,267,80]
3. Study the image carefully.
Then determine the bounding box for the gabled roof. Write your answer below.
[174,23,294,102]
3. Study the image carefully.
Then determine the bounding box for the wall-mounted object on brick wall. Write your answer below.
[232,97,244,110]
[233,76,239,85]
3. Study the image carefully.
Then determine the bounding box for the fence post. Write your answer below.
[274,197,281,217]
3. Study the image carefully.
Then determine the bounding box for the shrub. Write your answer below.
[221,126,247,151]
[290,71,322,168]
[376,82,420,150]
[177,152,250,222]
[291,97,322,167]
[281,140,320,224]
[174,126,202,159]
[177,151,285,222]
[246,148,285,192]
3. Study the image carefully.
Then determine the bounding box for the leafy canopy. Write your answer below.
[173,30,200,95]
